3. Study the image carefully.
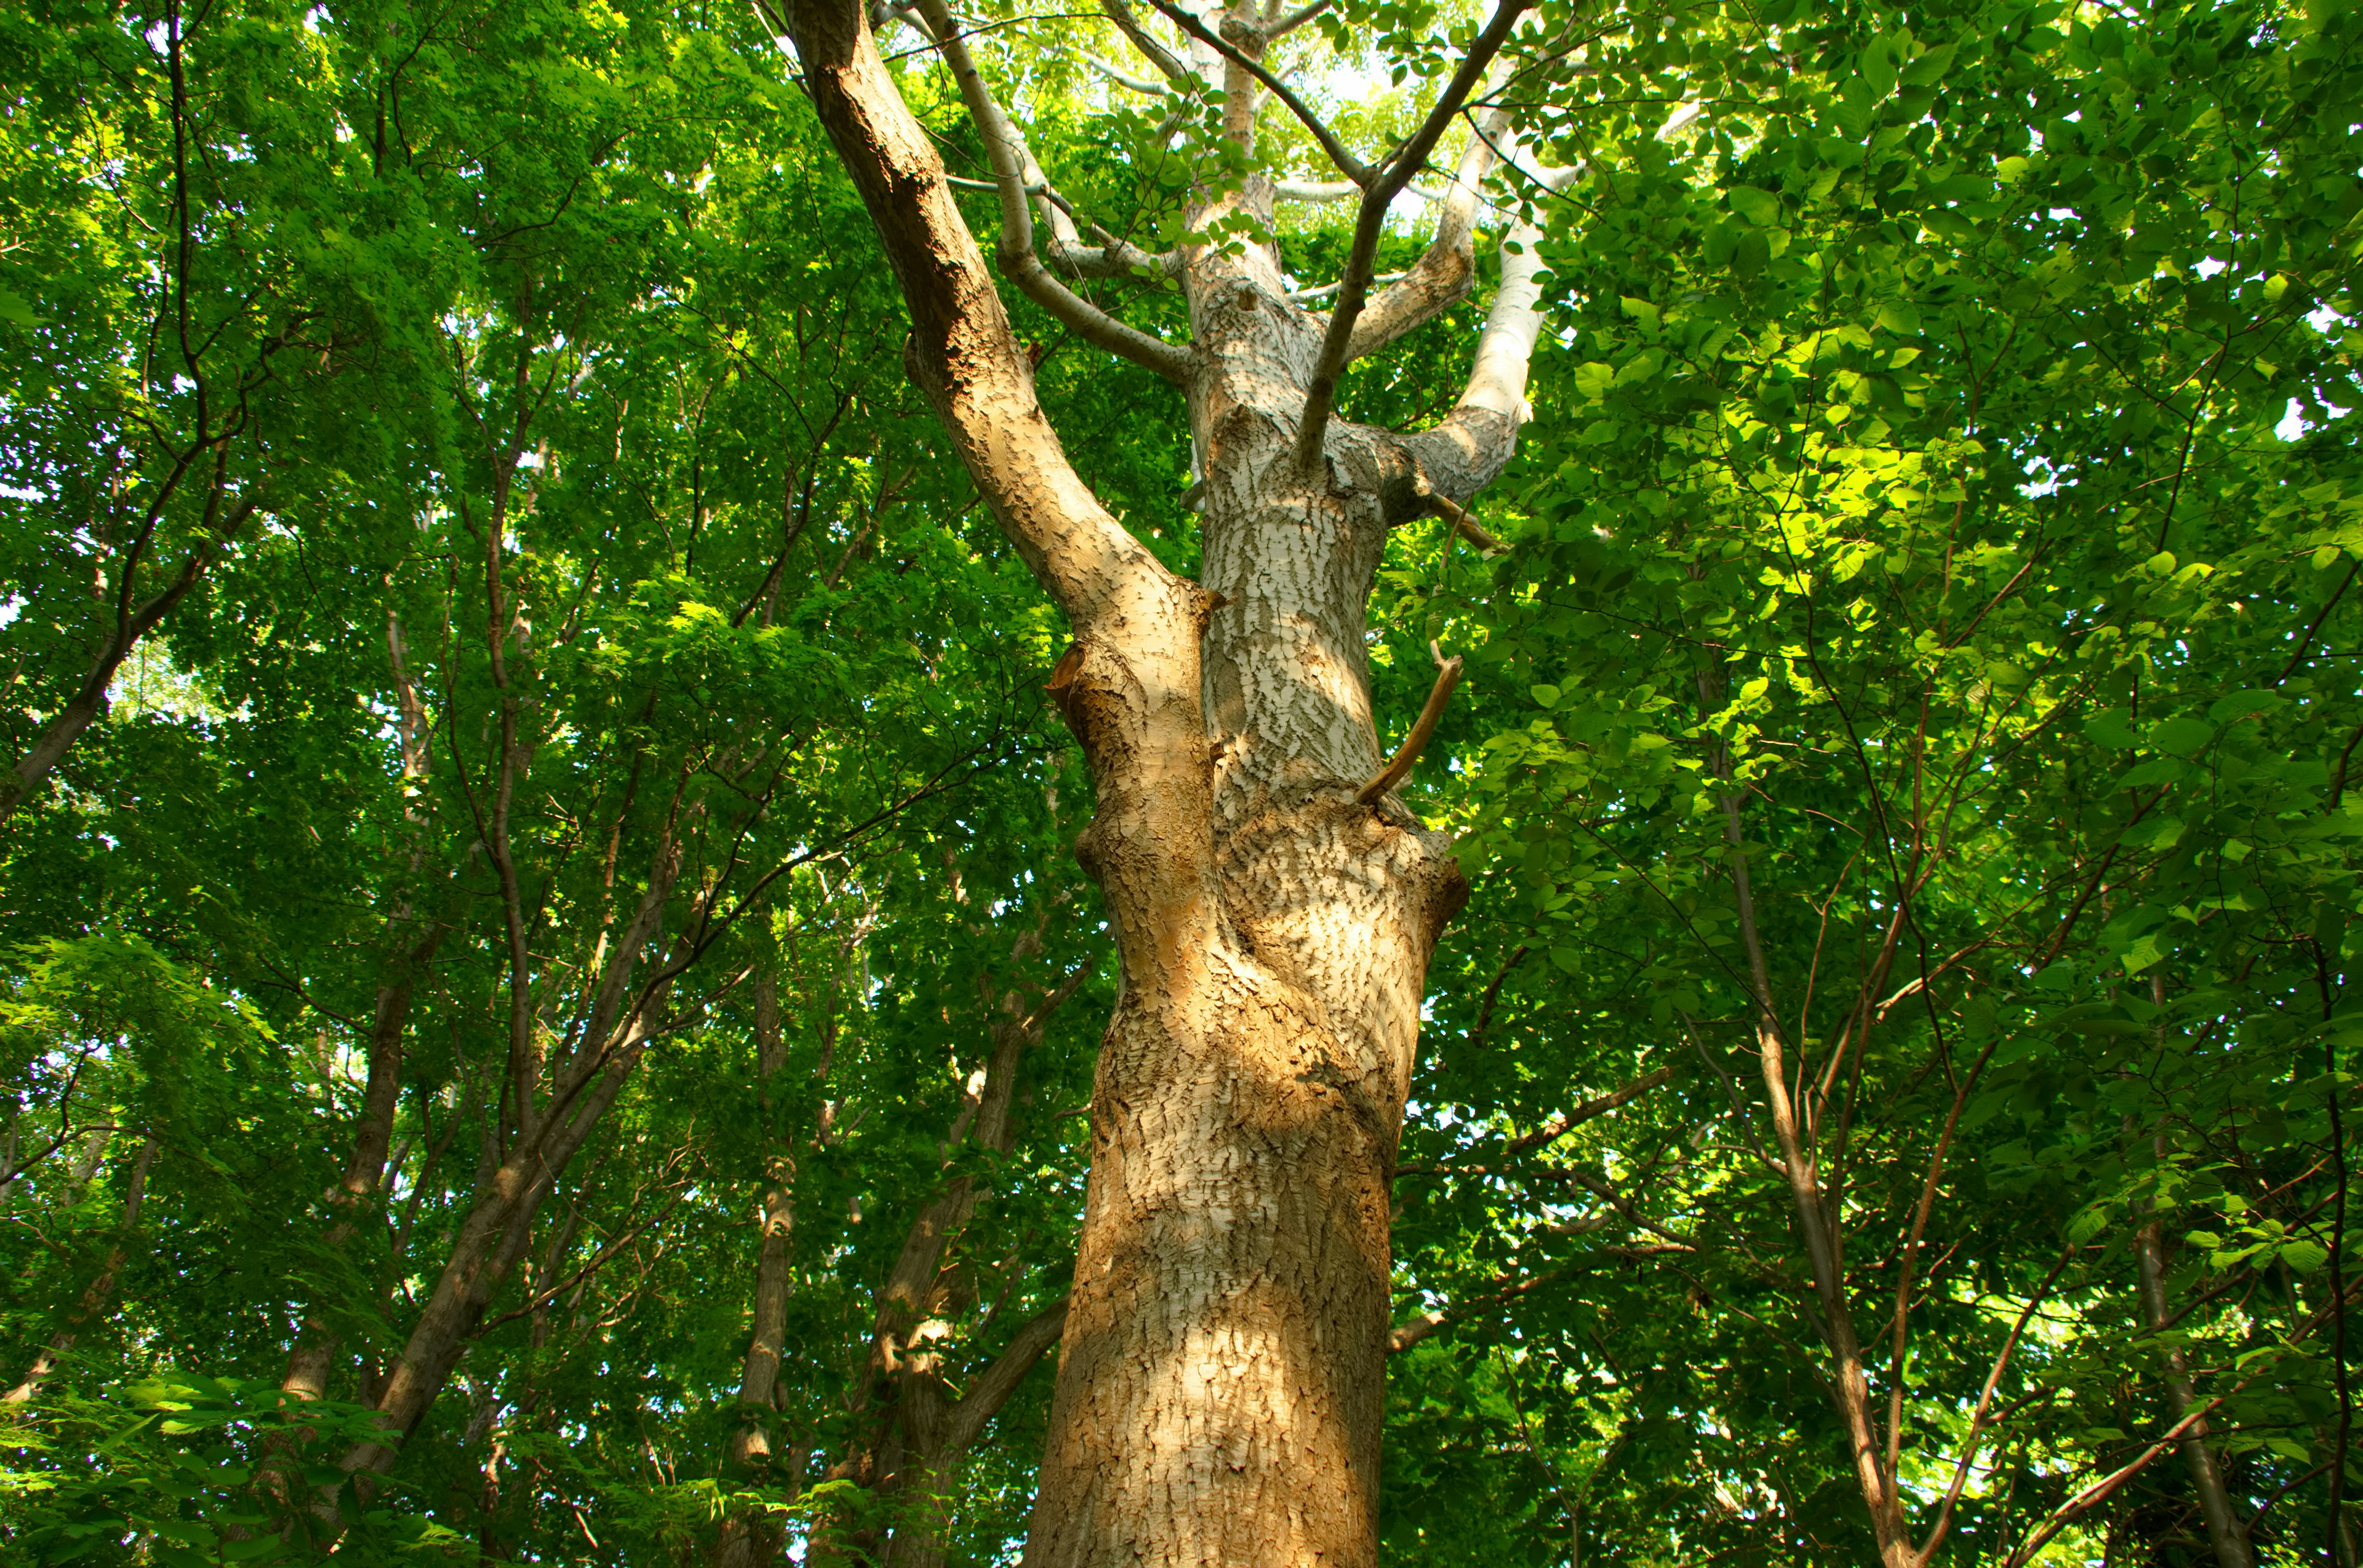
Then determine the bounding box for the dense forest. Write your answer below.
[1,0,2359,1562]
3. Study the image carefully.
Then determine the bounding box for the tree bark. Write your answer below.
[2136,1215,2253,1568]
[0,487,258,823]
[283,613,447,1403]
[281,927,447,1401]
[712,971,799,1568]
[785,1,1543,1560]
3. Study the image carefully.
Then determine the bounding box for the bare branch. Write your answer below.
[1393,149,1577,509]
[1389,1260,1574,1354]
[1344,111,1509,364]
[1357,640,1463,805]
[944,1297,1069,1451]
[1086,52,1162,94]
[1427,486,1506,555]
[1098,0,1191,84]
[1274,178,1364,204]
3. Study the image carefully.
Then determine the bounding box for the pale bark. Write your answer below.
[786,0,1551,1561]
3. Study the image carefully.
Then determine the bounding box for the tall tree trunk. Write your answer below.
[5,1134,157,1403]
[712,971,799,1568]
[2136,1214,2252,1568]
[788,0,1539,1558]
[283,612,446,1402]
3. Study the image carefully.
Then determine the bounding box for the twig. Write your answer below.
[1357,640,1463,804]
[1431,490,1507,555]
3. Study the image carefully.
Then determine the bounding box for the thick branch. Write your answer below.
[2,494,260,822]
[1099,0,1191,85]
[1343,111,1509,364]
[944,1297,1070,1452]
[1086,52,1162,94]
[791,0,1174,625]
[1393,153,1577,509]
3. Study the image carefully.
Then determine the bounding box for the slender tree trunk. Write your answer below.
[2136,1214,2253,1568]
[282,936,443,1401]
[713,972,798,1568]
[283,614,446,1404]
[5,1134,157,1403]
[338,1023,649,1479]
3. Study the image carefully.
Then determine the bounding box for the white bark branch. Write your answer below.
[1098,0,1192,85]
[1287,269,1402,303]
[1086,52,1163,94]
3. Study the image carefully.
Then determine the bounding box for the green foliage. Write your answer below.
[1,0,2357,1561]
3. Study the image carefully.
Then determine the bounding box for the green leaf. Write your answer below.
[1727,186,1781,226]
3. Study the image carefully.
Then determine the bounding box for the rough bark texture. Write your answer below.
[785,0,1547,1561]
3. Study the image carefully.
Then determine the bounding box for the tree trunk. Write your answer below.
[787,1,1540,1559]
[282,935,442,1401]
[713,972,798,1568]
[5,1134,157,1403]
[284,613,446,1404]
[2136,1215,2253,1568]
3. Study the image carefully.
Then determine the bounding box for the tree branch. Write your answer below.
[1292,0,1531,472]
[1357,640,1463,804]
[944,1296,1069,1451]
[1085,52,1162,94]
[1393,149,1576,510]
[789,0,1180,630]
[1099,0,1191,86]
[1145,0,1372,184]
[1389,1260,1574,1354]
[918,0,1192,382]
[1343,111,1510,364]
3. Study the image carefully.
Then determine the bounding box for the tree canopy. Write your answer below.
[1,0,2359,1562]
